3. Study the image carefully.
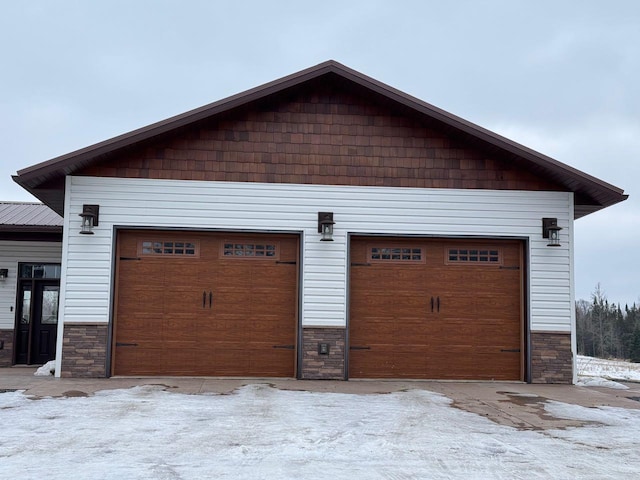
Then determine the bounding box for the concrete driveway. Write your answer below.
[2,366,639,431]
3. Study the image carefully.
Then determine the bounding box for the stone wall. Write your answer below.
[301,327,345,380]
[60,324,108,378]
[0,329,14,367]
[530,331,573,384]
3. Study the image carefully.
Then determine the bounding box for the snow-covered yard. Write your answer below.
[577,354,640,385]
[2,373,640,480]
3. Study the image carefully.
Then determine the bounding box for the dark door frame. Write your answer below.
[13,265,61,365]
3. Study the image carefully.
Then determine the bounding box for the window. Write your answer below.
[222,242,279,259]
[41,286,60,325]
[447,248,501,264]
[19,264,61,279]
[140,240,199,257]
[370,246,424,262]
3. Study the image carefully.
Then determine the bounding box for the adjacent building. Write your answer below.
[0,202,62,367]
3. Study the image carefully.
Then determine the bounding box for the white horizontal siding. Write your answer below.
[0,241,62,329]
[62,176,573,332]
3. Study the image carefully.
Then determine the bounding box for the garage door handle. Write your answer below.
[430,296,434,312]
[209,291,213,308]
[437,296,440,312]
[203,291,206,308]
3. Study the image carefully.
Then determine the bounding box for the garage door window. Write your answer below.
[139,240,199,257]
[370,247,424,262]
[223,242,279,259]
[447,248,501,264]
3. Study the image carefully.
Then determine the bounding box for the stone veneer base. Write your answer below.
[54,326,574,383]
[530,331,573,384]
[301,327,345,380]
[61,323,108,378]
[0,329,14,367]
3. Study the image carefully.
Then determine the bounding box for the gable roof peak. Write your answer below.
[13,60,626,218]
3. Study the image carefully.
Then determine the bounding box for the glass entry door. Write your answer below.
[14,264,61,365]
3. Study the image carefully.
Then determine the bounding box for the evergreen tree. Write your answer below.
[629,328,640,363]
[575,285,640,360]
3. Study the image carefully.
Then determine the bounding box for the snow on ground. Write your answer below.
[576,376,629,389]
[577,355,640,386]
[2,384,640,480]
[33,360,55,376]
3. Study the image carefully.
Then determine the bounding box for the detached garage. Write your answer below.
[13,60,627,383]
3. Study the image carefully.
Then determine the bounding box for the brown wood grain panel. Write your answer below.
[349,236,523,380]
[113,231,298,377]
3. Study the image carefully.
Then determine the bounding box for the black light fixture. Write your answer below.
[542,217,562,247]
[318,212,335,241]
[79,204,100,235]
[0,268,7,280]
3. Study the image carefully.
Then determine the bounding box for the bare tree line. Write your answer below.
[576,284,640,362]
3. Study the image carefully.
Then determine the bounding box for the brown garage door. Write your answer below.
[113,231,298,376]
[349,237,523,380]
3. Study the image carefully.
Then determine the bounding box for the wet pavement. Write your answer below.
[2,366,639,431]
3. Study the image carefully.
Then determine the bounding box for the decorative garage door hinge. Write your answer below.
[119,257,141,261]
[203,291,213,308]
[499,266,520,270]
[275,261,297,264]
[350,263,371,267]
[349,346,371,350]
[115,342,139,347]
[500,348,521,353]
[272,345,295,349]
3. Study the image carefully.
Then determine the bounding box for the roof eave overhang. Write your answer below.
[12,60,627,219]
[0,225,63,233]
[14,62,340,184]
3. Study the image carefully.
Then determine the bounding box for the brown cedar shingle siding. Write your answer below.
[80,87,562,192]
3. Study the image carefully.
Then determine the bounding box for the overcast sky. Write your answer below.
[1,1,638,305]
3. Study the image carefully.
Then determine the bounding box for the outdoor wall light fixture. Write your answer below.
[318,212,335,241]
[542,217,562,247]
[79,204,100,235]
[0,269,8,280]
